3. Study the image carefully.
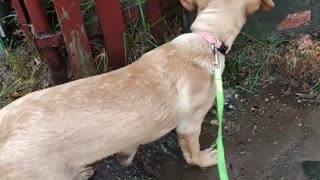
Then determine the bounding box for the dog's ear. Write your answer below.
[195,0,209,12]
[245,0,261,15]
[261,0,275,10]
[180,0,197,12]
[180,0,208,12]
[245,0,275,15]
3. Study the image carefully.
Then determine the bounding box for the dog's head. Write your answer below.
[245,0,275,15]
[180,0,275,15]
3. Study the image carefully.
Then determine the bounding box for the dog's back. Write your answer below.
[0,52,182,180]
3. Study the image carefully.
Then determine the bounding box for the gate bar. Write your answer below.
[95,0,126,70]
[54,0,96,79]
[24,0,68,85]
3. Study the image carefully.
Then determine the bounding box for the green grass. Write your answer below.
[0,39,48,107]
[225,32,320,104]
[123,3,184,64]
[223,25,287,93]
[124,18,157,64]
[93,47,109,74]
[120,0,144,8]
[224,37,274,93]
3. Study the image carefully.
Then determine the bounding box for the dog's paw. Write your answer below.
[117,153,134,167]
[191,149,218,168]
[79,166,95,180]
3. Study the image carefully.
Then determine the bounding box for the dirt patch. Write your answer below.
[274,32,320,82]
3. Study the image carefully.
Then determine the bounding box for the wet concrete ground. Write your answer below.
[90,81,320,180]
[241,0,320,41]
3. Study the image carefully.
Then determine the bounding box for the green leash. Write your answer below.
[0,24,5,60]
[0,37,5,59]
[211,46,229,180]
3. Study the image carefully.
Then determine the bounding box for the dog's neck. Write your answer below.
[175,1,248,75]
[190,1,247,49]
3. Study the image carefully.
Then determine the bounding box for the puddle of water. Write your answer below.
[302,161,320,180]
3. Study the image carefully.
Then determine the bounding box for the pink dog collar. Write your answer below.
[192,30,230,55]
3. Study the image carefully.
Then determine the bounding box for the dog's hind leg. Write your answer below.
[117,146,138,167]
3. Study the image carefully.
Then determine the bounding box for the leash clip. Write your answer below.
[209,43,221,70]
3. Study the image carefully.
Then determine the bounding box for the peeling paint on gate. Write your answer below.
[53,0,95,79]
[68,29,92,77]
[61,7,69,21]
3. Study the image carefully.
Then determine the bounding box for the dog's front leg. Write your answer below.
[117,146,138,166]
[176,119,217,168]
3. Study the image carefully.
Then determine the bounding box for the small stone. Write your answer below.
[11,92,21,98]
[273,141,278,145]
[265,98,270,103]
[248,139,252,142]
[229,104,236,110]
[210,119,219,126]
[250,107,256,112]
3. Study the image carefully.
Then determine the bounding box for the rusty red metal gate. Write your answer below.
[11,0,178,85]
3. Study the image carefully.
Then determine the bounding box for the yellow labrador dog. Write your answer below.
[0,0,274,179]
[180,0,274,13]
